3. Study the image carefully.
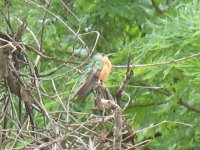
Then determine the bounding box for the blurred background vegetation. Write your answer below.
[0,0,200,149]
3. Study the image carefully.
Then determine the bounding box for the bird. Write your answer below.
[72,53,112,100]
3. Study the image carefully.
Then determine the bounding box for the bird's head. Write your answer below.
[92,53,112,74]
[93,53,109,64]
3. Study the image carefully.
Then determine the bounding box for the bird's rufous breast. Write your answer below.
[99,55,112,82]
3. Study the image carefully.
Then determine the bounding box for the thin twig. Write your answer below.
[178,99,200,113]
[127,139,152,150]
[151,0,166,14]
[123,120,192,145]
[25,0,87,48]
[136,120,193,134]
[60,0,80,22]
[34,0,51,67]
[115,53,133,105]
[114,51,200,68]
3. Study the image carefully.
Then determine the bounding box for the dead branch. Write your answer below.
[95,85,123,150]
[115,53,133,105]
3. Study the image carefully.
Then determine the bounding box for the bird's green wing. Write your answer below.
[80,54,103,83]
[72,54,104,100]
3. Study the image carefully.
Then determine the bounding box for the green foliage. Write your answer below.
[75,0,157,52]
[121,0,200,149]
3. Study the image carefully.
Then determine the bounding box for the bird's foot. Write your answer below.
[96,80,102,87]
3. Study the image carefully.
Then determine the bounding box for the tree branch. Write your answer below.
[114,51,200,69]
[115,53,133,105]
[178,99,200,113]
[151,0,166,14]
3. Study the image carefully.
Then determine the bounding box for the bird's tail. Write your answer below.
[74,70,100,100]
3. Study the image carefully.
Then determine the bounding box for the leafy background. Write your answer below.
[0,0,200,149]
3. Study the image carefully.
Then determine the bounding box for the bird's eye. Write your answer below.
[99,53,105,57]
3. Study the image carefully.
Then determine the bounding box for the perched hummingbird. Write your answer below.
[73,53,112,100]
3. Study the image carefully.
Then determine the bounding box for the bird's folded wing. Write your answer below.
[75,70,100,99]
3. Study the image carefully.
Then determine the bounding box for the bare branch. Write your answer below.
[115,53,133,105]
[151,0,167,14]
[114,51,200,69]
[178,99,200,113]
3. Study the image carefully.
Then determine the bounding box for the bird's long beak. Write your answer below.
[106,53,116,57]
